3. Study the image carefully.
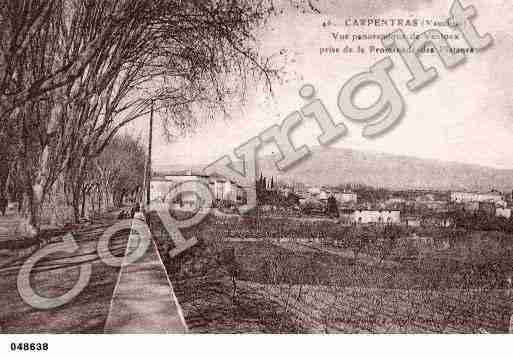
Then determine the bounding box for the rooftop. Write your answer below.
[155,169,207,177]
[151,170,246,187]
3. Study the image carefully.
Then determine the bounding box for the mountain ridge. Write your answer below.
[154,147,513,192]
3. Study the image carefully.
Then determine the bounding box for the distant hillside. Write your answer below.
[155,147,513,192]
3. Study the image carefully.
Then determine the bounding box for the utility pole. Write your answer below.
[141,100,154,211]
[146,100,154,206]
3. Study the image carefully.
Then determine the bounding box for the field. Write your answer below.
[149,213,513,333]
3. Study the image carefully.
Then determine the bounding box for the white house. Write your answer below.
[308,188,357,204]
[149,170,247,209]
[341,209,400,224]
[496,207,512,219]
[150,171,208,209]
[451,190,504,205]
[333,191,358,204]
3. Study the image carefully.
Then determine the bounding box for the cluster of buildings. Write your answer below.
[450,190,505,204]
[149,169,513,227]
[300,187,357,204]
[449,190,511,219]
[339,208,401,225]
[149,170,247,209]
[295,186,513,226]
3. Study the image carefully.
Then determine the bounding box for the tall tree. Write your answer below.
[1,0,289,238]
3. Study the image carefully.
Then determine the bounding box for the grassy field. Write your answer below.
[150,213,513,333]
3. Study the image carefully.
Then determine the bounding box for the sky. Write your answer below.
[126,0,513,170]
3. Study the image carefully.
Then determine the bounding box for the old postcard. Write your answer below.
[1,0,513,355]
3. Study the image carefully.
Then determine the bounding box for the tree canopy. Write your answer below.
[0,0,304,237]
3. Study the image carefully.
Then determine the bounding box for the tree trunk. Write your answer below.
[119,189,126,207]
[17,102,62,239]
[231,275,237,300]
[80,188,87,218]
[71,181,82,223]
[72,197,80,223]
[0,157,8,198]
[17,146,52,239]
[17,186,41,239]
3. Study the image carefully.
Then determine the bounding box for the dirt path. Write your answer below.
[0,211,130,333]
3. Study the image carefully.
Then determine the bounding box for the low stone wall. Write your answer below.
[104,216,188,333]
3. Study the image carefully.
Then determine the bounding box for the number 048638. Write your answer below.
[10,342,48,351]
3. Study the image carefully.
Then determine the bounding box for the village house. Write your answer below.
[149,170,247,209]
[496,207,512,219]
[332,190,358,205]
[339,209,400,225]
[386,197,407,205]
[450,190,504,205]
[306,187,357,206]
[414,200,448,213]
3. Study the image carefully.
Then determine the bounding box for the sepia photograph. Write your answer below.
[0,0,513,356]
